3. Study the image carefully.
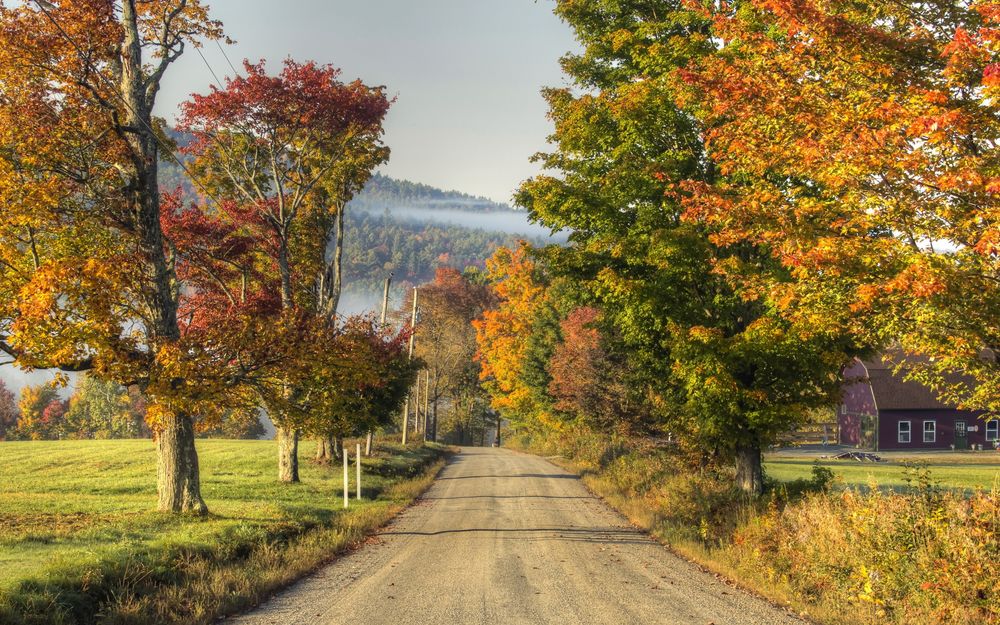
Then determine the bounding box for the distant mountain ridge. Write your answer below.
[156,144,544,315]
[350,173,514,213]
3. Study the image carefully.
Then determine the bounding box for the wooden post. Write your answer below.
[343,451,349,509]
[356,443,362,500]
[407,287,418,356]
[402,400,410,445]
[402,287,418,445]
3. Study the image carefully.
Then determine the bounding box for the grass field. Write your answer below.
[765,452,1000,491]
[0,438,448,624]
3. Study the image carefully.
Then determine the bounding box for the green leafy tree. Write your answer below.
[515,0,856,494]
[64,374,146,439]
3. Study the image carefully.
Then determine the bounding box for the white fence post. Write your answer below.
[356,443,362,500]
[343,450,349,509]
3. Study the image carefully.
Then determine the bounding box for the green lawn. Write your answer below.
[0,438,446,624]
[765,453,1000,491]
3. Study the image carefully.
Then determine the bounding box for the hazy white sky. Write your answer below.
[157,0,578,204]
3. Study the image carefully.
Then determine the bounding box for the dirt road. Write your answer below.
[231,447,806,625]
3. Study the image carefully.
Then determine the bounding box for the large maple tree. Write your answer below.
[678,0,1000,414]
[178,58,392,481]
[0,0,226,512]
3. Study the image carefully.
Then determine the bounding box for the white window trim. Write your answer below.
[898,420,911,444]
[923,420,936,443]
[987,421,999,442]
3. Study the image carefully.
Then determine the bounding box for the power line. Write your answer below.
[195,45,225,88]
[216,39,241,78]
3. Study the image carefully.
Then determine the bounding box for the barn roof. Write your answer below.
[860,352,972,412]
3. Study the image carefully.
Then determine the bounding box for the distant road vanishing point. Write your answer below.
[230,447,807,625]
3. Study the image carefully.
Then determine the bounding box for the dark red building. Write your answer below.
[839,355,998,451]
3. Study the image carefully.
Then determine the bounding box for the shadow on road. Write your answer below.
[380,526,653,545]
[423,495,591,500]
[437,473,577,480]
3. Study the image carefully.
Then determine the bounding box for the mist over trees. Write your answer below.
[164,151,559,312]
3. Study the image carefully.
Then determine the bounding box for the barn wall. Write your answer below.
[840,360,876,447]
[877,410,991,450]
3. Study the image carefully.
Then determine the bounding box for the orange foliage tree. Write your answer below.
[677,0,1000,413]
[473,245,562,431]
[0,0,229,512]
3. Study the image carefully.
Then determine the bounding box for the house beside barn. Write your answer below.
[839,354,998,451]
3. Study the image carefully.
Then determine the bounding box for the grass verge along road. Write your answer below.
[0,438,447,625]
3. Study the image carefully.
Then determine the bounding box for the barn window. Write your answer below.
[923,420,936,443]
[898,421,911,444]
[987,421,999,442]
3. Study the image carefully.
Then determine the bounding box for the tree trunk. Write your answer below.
[277,426,300,483]
[330,201,345,317]
[315,434,336,464]
[735,442,764,496]
[157,413,207,514]
[121,2,204,513]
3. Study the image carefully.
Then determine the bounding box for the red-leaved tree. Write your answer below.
[177,59,392,481]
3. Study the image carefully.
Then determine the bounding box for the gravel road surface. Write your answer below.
[230,447,806,625]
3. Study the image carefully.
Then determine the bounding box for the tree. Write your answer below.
[64,374,146,439]
[312,316,418,452]
[199,408,266,440]
[411,267,494,441]
[546,306,651,432]
[473,245,561,431]
[677,0,1000,414]
[0,379,17,439]
[514,0,857,494]
[15,382,62,440]
[178,58,392,481]
[0,0,226,512]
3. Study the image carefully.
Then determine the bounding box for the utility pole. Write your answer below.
[379,273,392,325]
[423,370,431,442]
[413,370,421,436]
[367,274,393,457]
[430,368,438,442]
[401,287,418,445]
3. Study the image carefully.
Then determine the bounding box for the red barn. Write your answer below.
[839,355,998,451]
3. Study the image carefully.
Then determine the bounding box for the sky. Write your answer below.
[157,0,579,204]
